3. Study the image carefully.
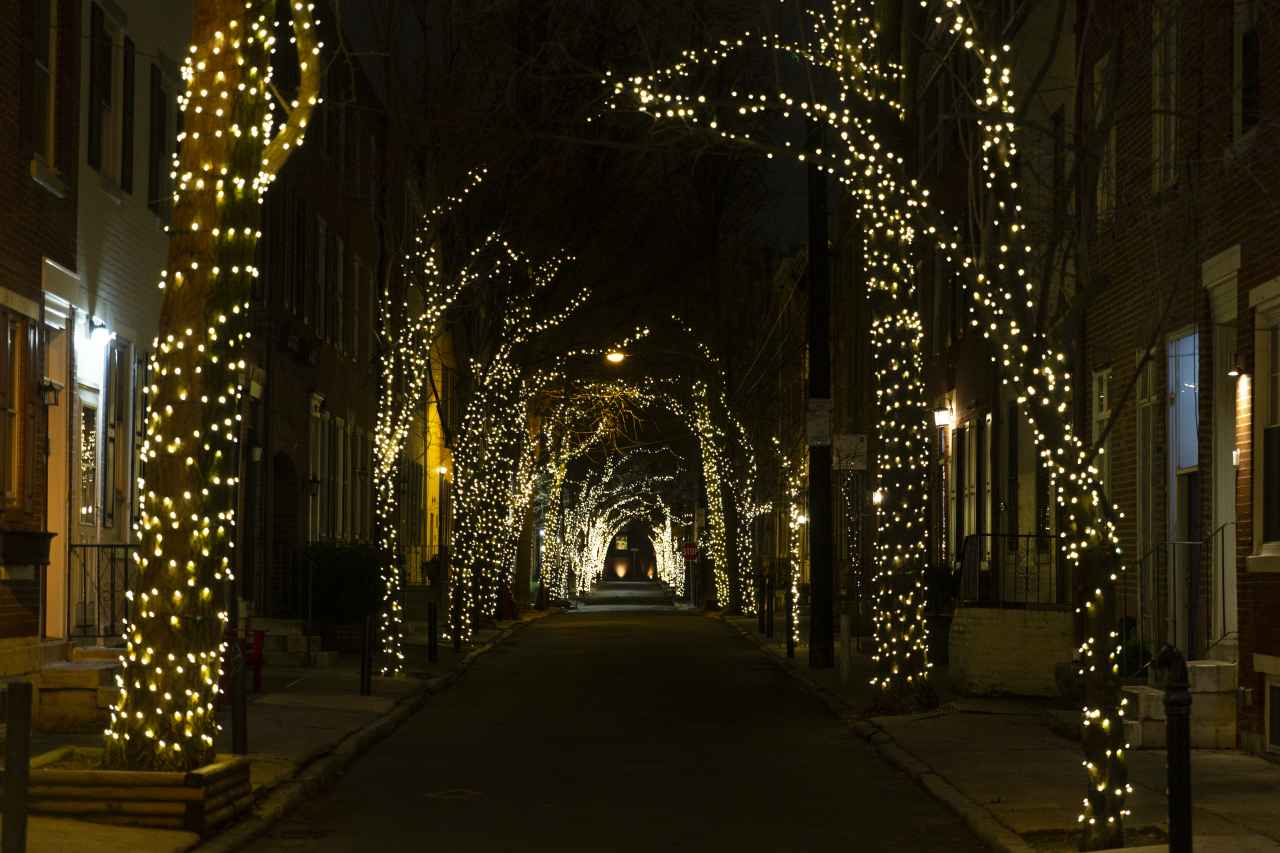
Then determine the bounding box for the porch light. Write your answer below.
[37,378,63,407]
[932,406,951,427]
[1227,352,1239,377]
[307,474,321,497]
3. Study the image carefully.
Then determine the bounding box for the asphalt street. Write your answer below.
[242,581,987,852]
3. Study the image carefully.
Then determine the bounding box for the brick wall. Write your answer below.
[949,606,1075,697]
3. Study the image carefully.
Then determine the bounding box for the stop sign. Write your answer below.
[681,542,699,561]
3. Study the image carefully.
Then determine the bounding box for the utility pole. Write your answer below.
[807,114,835,668]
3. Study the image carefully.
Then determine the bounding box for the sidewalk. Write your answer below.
[723,614,1280,853]
[1,610,550,853]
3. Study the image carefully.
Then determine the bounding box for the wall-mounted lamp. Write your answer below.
[438,466,448,474]
[872,490,884,505]
[356,467,368,482]
[89,319,110,347]
[932,406,951,427]
[37,378,63,407]
[249,436,263,463]
[1228,352,1240,377]
[307,474,322,497]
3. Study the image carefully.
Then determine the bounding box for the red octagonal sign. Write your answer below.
[681,542,699,562]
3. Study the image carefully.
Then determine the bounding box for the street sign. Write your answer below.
[833,433,867,470]
[681,542,700,561]
[806,409,831,446]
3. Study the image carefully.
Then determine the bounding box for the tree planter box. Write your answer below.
[0,747,252,832]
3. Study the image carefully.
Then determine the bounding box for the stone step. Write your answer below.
[1125,716,1235,749]
[262,650,338,667]
[1123,684,1238,727]
[68,646,125,662]
[41,660,121,690]
[245,617,307,635]
[37,686,118,733]
[1149,659,1237,693]
[261,633,322,654]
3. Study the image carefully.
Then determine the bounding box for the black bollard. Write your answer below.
[2,682,32,853]
[359,614,374,697]
[785,588,795,658]
[1154,645,1192,853]
[428,602,438,664]
[766,577,774,638]
[758,579,766,633]
[230,634,248,755]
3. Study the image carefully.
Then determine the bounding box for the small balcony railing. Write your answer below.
[958,533,1067,607]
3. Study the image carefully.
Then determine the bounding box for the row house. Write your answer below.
[1080,0,1273,754]
[0,0,81,696]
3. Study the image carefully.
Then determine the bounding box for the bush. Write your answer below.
[300,543,386,623]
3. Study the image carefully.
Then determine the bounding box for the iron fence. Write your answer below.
[959,533,1067,606]
[68,543,139,645]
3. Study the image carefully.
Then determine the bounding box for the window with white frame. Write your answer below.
[1264,325,1280,543]
[23,0,58,167]
[1152,2,1178,190]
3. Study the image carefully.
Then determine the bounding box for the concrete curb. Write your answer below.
[713,613,1031,853]
[192,615,543,853]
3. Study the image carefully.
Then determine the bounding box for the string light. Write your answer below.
[105,0,320,772]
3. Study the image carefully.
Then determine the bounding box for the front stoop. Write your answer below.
[1122,660,1237,749]
[38,660,122,732]
[246,617,338,667]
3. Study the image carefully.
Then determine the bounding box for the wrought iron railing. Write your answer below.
[1115,521,1236,673]
[959,533,1066,606]
[68,543,139,645]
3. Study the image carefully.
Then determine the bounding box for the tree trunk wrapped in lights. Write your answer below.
[105,0,318,772]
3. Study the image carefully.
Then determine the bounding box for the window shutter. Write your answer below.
[147,64,164,214]
[87,4,105,170]
[25,320,36,514]
[121,37,135,193]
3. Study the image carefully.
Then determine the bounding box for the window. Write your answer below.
[1093,367,1113,490]
[22,0,57,165]
[1152,4,1178,190]
[333,237,345,350]
[314,218,326,331]
[147,65,170,217]
[1265,327,1280,542]
[1006,402,1019,535]
[120,37,135,194]
[308,395,324,540]
[352,256,362,363]
[80,405,97,522]
[1237,0,1260,139]
[1092,55,1116,220]
[1051,105,1066,203]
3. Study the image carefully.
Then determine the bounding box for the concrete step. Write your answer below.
[37,686,118,733]
[1125,715,1235,750]
[68,646,125,662]
[245,617,306,635]
[262,650,338,667]
[41,660,121,689]
[1149,659,1237,693]
[1122,685,1166,721]
[261,633,322,654]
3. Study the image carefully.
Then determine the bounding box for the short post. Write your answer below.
[785,588,795,658]
[452,581,463,652]
[427,602,438,664]
[840,609,851,684]
[230,634,248,755]
[766,577,774,638]
[2,682,33,853]
[359,614,374,697]
[1154,645,1192,853]
[758,577,766,633]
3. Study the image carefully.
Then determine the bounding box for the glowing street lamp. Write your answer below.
[606,352,625,363]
